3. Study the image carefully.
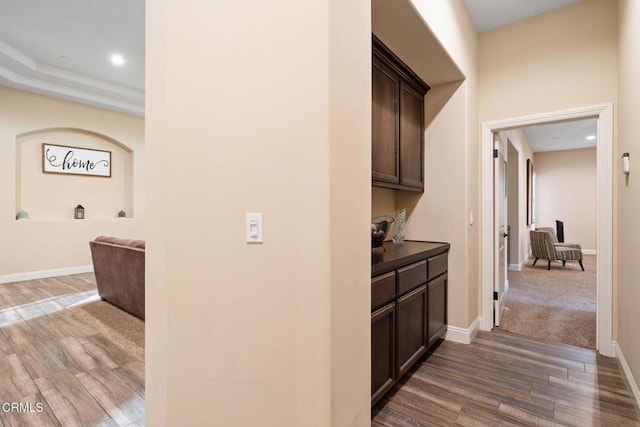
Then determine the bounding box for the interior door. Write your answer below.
[494,133,508,326]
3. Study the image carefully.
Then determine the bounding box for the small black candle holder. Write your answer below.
[75,205,85,219]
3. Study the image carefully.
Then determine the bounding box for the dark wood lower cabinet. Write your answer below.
[428,273,448,348]
[371,241,449,407]
[395,285,427,378]
[371,303,395,406]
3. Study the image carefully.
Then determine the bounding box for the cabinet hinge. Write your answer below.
[493,149,498,159]
[493,291,498,301]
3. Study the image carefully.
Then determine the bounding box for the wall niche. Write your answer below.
[15,128,134,220]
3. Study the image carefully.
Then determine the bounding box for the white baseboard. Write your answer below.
[613,341,640,410]
[446,316,480,344]
[583,249,597,255]
[508,256,528,271]
[0,265,93,284]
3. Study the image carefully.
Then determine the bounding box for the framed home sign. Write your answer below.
[42,143,111,177]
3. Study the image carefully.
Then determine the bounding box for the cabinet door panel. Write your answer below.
[371,303,395,406]
[428,273,447,348]
[372,56,400,184]
[399,82,424,190]
[396,285,427,377]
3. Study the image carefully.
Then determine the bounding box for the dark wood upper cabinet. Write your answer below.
[372,35,429,192]
[372,56,400,184]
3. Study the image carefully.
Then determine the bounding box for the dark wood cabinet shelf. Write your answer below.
[372,35,430,192]
[371,240,449,407]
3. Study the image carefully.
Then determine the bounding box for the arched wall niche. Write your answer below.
[15,127,134,220]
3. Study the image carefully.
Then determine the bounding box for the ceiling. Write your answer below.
[522,119,597,153]
[0,0,144,116]
[462,0,582,33]
[0,0,591,154]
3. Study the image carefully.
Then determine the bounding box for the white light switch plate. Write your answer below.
[246,213,263,243]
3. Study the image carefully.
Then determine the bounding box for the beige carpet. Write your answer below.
[68,300,145,359]
[498,255,596,349]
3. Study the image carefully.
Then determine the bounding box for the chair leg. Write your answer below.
[533,258,538,266]
[562,260,566,267]
[548,260,551,270]
[579,260,584,271]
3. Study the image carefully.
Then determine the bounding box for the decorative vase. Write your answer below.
[392,208,406,244]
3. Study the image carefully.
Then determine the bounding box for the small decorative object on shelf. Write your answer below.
[392,208,406,244]
[16,210,28,220]
[118,210,126,218]
[371,216,395,249]
[74,204,85,219]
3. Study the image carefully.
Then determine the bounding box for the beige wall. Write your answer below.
[507,143,520,265]
[534,148,597,251]
[18,129,133,220]
[399,0,480,329]
[372,187,396,219]
[504,130,535,267]
[617,0,640,392]
[0,86,144,277]
[479,0,618,123]
[145,0,370,425]
[479,0,617,335]
[371,0,479,330]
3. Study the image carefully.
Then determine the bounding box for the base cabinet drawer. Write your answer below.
[396,285,427,378]
[371,303,396,406]
[372,271,396,310]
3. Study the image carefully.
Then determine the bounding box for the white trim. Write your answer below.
[446,316,480,344]
[613,341,640,410]
[0,265,93,284]
[583,249,597,255]
[508,256,527,271]
[481,103,613,357]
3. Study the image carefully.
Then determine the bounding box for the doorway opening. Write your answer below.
[497,120,597,349]
[480,103,613,357]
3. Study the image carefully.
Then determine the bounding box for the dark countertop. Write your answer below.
[371,240,450,277]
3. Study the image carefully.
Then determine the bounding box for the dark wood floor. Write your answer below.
[0,274,144,427]
[373,330,640,426]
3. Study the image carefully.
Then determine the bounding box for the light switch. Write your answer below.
[246,213,263,243]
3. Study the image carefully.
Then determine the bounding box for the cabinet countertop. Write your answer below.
[371,240,450,277]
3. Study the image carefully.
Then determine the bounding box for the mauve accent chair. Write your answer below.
[530,229,584,271]
[89,236,145,319]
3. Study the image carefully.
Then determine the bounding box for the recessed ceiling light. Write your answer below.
[110,54,125,66]
[586,135,596,141]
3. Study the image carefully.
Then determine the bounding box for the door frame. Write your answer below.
[480,103,613,357]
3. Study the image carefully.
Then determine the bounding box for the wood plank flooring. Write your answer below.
[373,330,640,426]
[3,275,638,426]
[0,274,144,427]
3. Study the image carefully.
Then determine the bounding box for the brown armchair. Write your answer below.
[89,236,145,319]
[530,230,584,271]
